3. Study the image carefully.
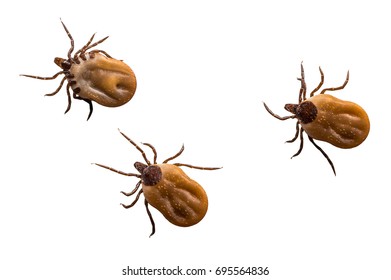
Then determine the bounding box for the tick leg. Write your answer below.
[163,144,184,163]
[291,127,304,159]
[64,83,72,114]
[121,181,142,196]
[145,200,156,238]
[298,62,307,102]
[173,163,222,170]
[74,33,96,59]
[82,36,109,53]
[73,91,94,120]
[45,77,67,96]
[93,163,141,178]
[165,144,221,169]
[84,99,93,121]
[142,143,158,164]
[320,71,349,94]
[263,102,296,120]
[60,19,74,60]
[308,136,336,175]
[286,121,300,143]
[121,189,143,209]
[89,49,113,58]
[118,130,151,165]
[20,71,65,80]
[309,67,324,97]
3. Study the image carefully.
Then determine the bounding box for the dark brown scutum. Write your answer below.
[141,165,162,186]
[295,101,317,124]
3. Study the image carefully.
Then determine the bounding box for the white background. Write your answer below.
[1,0,390,279]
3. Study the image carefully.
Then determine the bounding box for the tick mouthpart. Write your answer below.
[134,162,147,173]
[284,103,298,114]
[54,57,71,70]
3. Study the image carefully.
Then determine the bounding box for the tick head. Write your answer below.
[284,102,317,124]
[134,162,162,186]
[54,57,71,70]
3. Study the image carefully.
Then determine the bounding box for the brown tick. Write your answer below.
[94,130,221,237]
[263,63,370,175]
[20,20,137,120]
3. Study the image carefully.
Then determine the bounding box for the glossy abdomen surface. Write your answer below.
[70,53,136,107]
[302,94,370,148]
[142,164,208,227]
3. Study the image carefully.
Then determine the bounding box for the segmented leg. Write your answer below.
[310,67,324,97]
[60,19,74,60]
[290,127,304,159]
[263,102,296,120]
[142,143,158,164]
[89,49,112,58]
[93,163,141,178]
[64,83,72,114]
[45,77,67,96]
[174,163,221,170]
[84,99,93,121]
[80,37,109,54]
[163,143,221,169]
[121,181,142,196]
[320,71,349,94]
[70,86,93,120]
[286,121,300,143]
[308,136,336,175]
[163,145,184,163]
[20,71,65,80]
[298,62,307,102]
[73,33,97,59]
[121,189,143,209]
[145,200,156,237]
[118,130,151,165]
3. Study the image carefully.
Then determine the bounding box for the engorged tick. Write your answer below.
[20,19,137,120]
[263,63,370,175]
[93,130,221,237]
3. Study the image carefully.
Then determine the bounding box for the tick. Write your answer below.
[94,130,221,237]
[263,63,370,175]
[20,20,137,120]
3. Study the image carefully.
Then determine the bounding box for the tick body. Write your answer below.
[94,130,221,237]
[21,20,137,120]
[142,164,208,227]
[263,63,370,175]
[297,94,370,149]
